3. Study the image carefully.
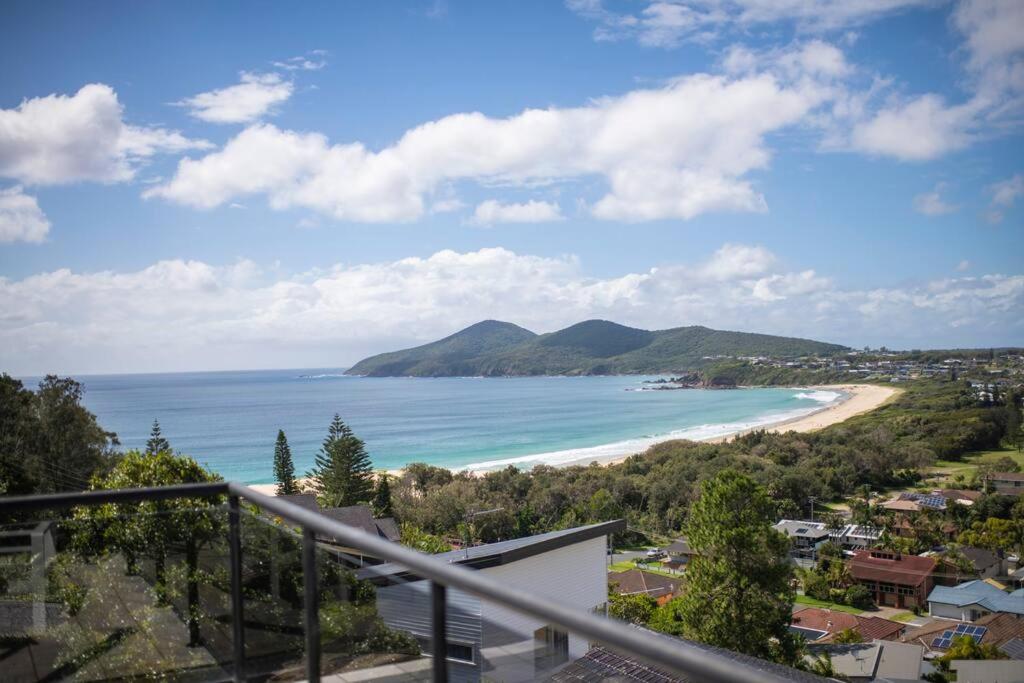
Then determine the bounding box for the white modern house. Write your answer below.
[362,520,624,682]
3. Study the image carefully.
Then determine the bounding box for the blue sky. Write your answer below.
[1,0,1022,374]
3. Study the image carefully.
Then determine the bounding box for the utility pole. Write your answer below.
[809,496,817,523]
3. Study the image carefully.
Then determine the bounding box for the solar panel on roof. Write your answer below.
[932,636,953,649]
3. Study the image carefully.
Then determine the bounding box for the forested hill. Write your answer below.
[345,319,848,377]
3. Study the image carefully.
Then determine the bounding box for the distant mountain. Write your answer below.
[346,319,848,377]
[345,320,537,377]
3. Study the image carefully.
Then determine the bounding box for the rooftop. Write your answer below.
[609,569,680,599]
[361,519,625,580]
[927,580,1024,616]
[904,612,1024,652]
[549,629,828,683]
[849,549,937,586]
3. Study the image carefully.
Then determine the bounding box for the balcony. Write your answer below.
[0,483,819,682]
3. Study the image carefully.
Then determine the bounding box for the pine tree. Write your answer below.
[372,474,393,517]
[145,419,171,455]
[649,470,798,664]
[273,429,298,496]
[306,415,374,508]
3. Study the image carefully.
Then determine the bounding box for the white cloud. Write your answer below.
[0,84,210,185]
[148,55,831,222]
[470,200,563,225]
[913,183,959,216]
[2,245,1020,375]
[0,186,50,243]
[987,172,1024,222]
[177,72,294,124]
[272,52,328,71]
[568,0,936,48]
[957,260,971,271]
[849,94,980,161]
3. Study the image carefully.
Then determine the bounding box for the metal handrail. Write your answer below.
[0,483,799,683]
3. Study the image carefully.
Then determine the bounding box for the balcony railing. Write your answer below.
[0,482,798,682]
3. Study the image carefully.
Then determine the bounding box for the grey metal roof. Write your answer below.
[1000,637,1024,660]
[276,493,319,512]
[318,505,401,542]
[359,519,625,581]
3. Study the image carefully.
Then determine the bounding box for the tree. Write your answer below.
[273,429,299,495]
[0,374,118,495]
[833,627,864,644]
[958,517,1024,554]
[372,474,394,518]
[1005,390,1022,451]
[145,418,171,455]
[306,415,374,508]
[608,591,657,625]
[399,522,452,554]
[649,470,798,664]
[936,635,1005,674]
[74,450,221,647]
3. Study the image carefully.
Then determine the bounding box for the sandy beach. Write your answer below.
[716,383,899,438]
[247,383,899,495]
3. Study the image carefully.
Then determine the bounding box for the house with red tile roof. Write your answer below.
[848,549,937,609]
[608,569,680,605]
[790,607,905,643]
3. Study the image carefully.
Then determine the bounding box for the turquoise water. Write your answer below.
[44,370,842,484]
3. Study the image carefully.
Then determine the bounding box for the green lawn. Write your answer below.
[794,594,864,614]
[889,611,918,623]
[929,445,1023,485]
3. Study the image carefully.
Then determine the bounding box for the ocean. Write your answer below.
[33,370,843,484]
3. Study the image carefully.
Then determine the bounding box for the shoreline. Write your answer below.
[248,383,898,495]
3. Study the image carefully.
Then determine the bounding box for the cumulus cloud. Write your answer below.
[987,172,1024,222]
[470,200,563,225]
[839,0,1024,161]
[147,53,832,222]
[913,183,959,216]
[0,186,50,243]
[568,0,936,48]
[177,72,294,124]
[2,245,1021,374]
[0,84,211,185]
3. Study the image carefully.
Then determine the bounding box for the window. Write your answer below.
[534,624,569,672]
[415,637,475,664]
[446,642,475,664]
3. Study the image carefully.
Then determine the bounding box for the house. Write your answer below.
[790,607,905,643]
[961,546,1005,579]
[805,640,923,682]
[881,491,948,513]
[773,520,832,558]
[267,499,400,566]
[660,537,698,571]
[927,580,1024,621]
[365,520,624,682]
[990,472,1024,496]
[848,549,937,609]
[834,524,883,551]
[549,629,827,683]
[937,489,983,507]
[608,569,679,605]
[904,612,1024,656]
[950,660,1024,683]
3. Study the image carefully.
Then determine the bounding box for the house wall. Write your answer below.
[376,535,609,683]
[478,535,608,682]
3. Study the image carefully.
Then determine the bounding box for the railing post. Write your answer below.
[431,581,448,683]
[228,495,246,682]
[303,528,321,682]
